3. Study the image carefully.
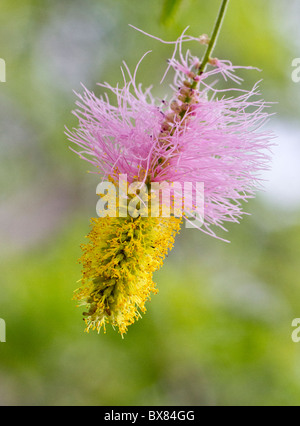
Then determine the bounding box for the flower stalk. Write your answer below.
[197,0,230,77]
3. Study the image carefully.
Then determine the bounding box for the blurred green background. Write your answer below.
[1,0,300,406]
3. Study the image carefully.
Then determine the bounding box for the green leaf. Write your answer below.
[160,0,183,24]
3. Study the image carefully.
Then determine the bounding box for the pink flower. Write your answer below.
[66,31,274,239]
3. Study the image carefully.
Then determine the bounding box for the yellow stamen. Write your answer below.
[74,215,182,336]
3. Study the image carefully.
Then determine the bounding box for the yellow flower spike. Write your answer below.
[74,215,182,337]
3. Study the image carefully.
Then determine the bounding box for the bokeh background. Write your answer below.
[1,0,300,406]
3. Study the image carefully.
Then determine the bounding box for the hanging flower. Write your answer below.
[66,20,274,336]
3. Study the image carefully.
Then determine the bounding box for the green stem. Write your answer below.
[198,0,229,75]
[165,1,230,125]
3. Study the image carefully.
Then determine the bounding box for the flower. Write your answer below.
[75,215,181,336]
[66,30,274,335]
